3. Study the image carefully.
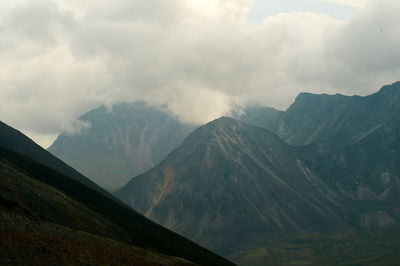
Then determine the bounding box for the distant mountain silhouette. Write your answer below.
[48,102,195,191]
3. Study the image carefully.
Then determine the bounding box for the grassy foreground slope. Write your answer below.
[0,141,233,266]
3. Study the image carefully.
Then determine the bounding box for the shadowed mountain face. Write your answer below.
[48,102,195,191]
[0,123,234,266]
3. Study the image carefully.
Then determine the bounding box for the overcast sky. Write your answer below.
[1,0,400,148]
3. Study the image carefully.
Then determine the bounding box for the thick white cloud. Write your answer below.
[306,0,367,8]
[0,0,399,147]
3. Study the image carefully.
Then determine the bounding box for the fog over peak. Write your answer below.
[0,0,399,147]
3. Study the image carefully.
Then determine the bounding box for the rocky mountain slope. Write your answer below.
[48,102,195,190]
[116,116,400,264]
[115,82,400,265]
[116,118,348,252]
[274,81,400,147]
[0,122,233,266]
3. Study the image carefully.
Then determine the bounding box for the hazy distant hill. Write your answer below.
[48,102,195,191]
[0,122,233,266]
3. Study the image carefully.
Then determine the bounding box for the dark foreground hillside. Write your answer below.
[0,121,234,266]
[0,220,192,265]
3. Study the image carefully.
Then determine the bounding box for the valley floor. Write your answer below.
[230,230,400,266]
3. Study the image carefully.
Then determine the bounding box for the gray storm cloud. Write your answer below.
[0,0,399,147]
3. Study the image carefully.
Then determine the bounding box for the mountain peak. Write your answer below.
[116,106,349,260]
[186,117,247,140]
[184,116,283,148]
[292,91,348,108]
[205,116,243,129]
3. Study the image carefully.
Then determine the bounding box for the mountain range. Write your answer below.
[47,102,283,192]
[116,117,349,254]
[40,81,400,264]
[115,82,400,264]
